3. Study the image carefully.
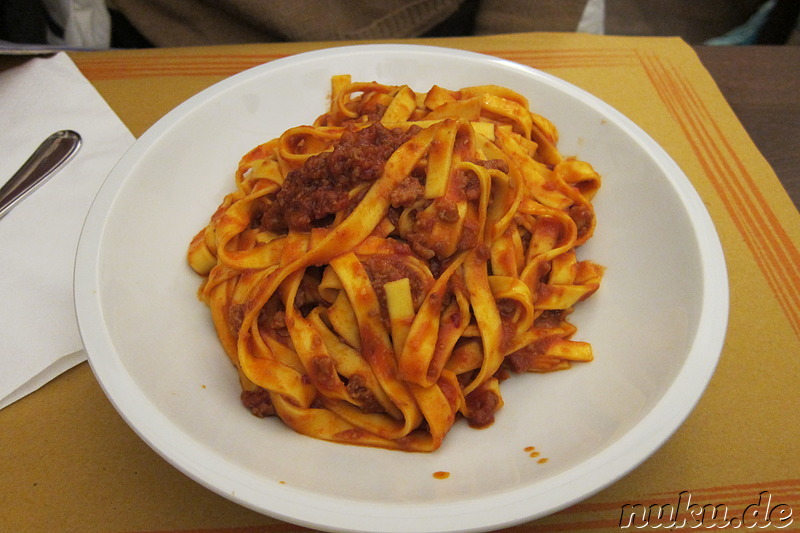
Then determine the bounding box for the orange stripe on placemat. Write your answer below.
[638,51,800,338]
[131,523,314,533]
[76,53,288,80]
[506,518,625,532]
[480,48,637,60]
[644,478,800,499]
[130,520,624,533]
[481,48,640,70]
[77,48,640,81]
[537,478,800,517]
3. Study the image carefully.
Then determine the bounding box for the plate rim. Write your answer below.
[74,43,730,533]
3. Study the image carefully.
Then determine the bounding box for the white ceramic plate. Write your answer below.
[75,44,728,533]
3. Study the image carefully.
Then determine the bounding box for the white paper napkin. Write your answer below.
[0,52,135,410]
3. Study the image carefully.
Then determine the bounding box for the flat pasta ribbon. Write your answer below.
[187,75,604,451]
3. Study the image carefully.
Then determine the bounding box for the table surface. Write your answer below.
[694,45,799,210]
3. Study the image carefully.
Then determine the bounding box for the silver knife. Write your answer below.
[0,130,82,220]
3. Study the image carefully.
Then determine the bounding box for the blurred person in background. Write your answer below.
[1,0,797,49]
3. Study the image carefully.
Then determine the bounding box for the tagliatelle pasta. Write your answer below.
[187,75,604,452]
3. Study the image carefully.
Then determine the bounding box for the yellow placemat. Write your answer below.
[2,32,798,533]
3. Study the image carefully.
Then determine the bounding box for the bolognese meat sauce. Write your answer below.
[261,122,420,232]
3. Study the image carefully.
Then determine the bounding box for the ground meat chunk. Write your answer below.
[311,357,339,390]
[346,374,384,413]
[228,303,245,335]
[568,203,593,238]
[390,176,424,208]
[464,387,501,428]
[262,123,419,232]
[360,252,429,323]
[534,309,566,329]
[453,167,482,201]
[435,197,459,223]
[476,158,510,174]
[504,337,556,373]
[241,388,275,418]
